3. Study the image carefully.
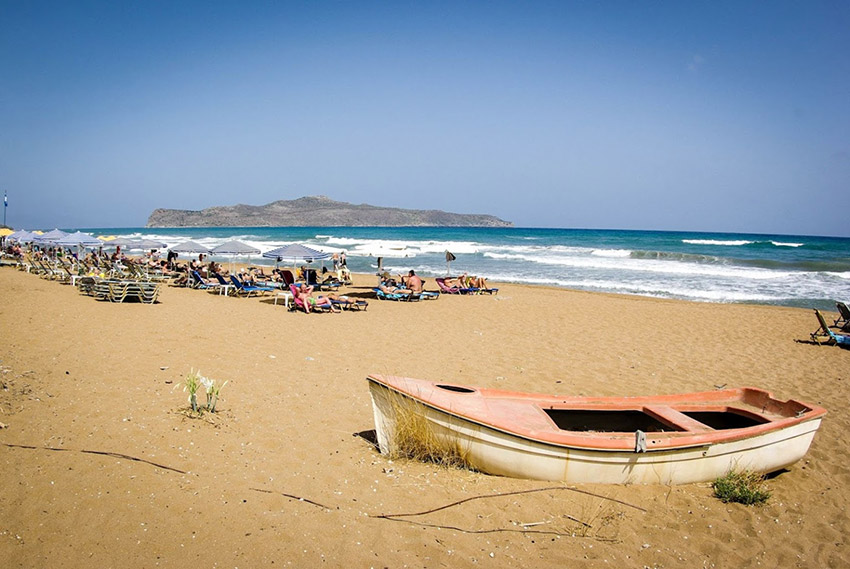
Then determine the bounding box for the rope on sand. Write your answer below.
[2,442,187,474]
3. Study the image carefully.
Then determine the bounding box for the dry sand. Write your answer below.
[1,266,848,568]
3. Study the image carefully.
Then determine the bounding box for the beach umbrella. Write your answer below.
[6,230,36,243]
[101,237,137,248]
[55,231,103,248]
[170,240,211,255]
[262,243,330,263]
[211,240,260,273]
[33,228,69,245]
[0,228,13,237]
[262,243,331,279]
[263,243,332,281]
[211,240,260,256]
[445,250,456,275]
[55,231,104,262]
[124,239,168,251]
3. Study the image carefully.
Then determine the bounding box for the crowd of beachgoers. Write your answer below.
[1,238,498,312]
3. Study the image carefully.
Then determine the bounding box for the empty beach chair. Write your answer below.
[834,302,850,331]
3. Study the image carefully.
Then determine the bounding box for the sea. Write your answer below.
[78,226,850,311]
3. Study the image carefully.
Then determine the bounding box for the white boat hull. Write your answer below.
[368,380,822,485]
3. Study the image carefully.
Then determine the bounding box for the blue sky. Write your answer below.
[1,1,848,236]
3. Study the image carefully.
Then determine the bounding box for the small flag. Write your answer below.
[445,251,456,262]
[3,192,6,207]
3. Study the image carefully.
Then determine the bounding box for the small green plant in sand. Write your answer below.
[713,470,771,505]
[183,369,227,415]
[184,369,202,412]
[386,394,472,470]
[202,375,228,413]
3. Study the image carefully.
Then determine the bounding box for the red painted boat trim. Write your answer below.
[367,375,827,452]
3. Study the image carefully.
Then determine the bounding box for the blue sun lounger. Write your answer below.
[374,288,419,301]
[230,275,275,297]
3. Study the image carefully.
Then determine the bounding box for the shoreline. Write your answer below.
[1,266,849,567]
[7,225,849,309]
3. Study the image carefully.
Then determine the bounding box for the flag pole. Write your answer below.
[3,191,7,227]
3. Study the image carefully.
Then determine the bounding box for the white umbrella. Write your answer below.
[211,240,260,273]
[124,239,168,251]
[211,240,260,256]
[55,231,103,248]
[6,230,37,243]
[171,240,211,255]
[262,243,330,264]
[262,243,331,282]
[33,228,69,245]
[55,231,104,266]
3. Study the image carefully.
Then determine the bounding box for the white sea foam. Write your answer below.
[482,251,792,281]
[591,249,632,258]
[771,241,803,247]
[682,239,753,246]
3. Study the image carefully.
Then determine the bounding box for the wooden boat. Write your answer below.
[366,375,826,484]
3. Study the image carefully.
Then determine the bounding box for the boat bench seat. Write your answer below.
[643,406,715,433]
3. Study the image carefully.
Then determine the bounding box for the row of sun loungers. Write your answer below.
[9,254,165,304]
[373,288,439,301]
[91,279,162,304]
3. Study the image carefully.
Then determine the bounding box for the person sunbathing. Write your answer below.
[462,273,490,289]
[404,270,424,293]
[238,270,257,285]
[294,284,338,313]
[379,279,412,295]
[325,292,367,309]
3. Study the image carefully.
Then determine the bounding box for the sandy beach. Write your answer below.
[1,266,848,568]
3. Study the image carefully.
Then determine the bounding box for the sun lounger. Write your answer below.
[834,302,850,331]
[305,268,342,291]
[230,275,275,297]
[330,297,368,311]
[811,309,850,347]
[192,271,223,292]
[374,288,420,301]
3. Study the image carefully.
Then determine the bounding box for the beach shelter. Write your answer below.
[55,231,103,247]
[6,230,37,243]
[102,237,136,248]
[262,243,330,267]
[0,228,13,237]
[211,240,260,273]
[125,239,168,251]
[211,240,260,256]
[262,243,331,280]
[55,231,104,261]
[33,228,69,245]
[170,240,211,255]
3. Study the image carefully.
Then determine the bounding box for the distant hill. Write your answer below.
[146,196,513,228]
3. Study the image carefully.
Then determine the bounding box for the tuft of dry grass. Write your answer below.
[385,393,473,470]
[713,469,771,505]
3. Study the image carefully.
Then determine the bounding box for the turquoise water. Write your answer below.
[80,226,850,310]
